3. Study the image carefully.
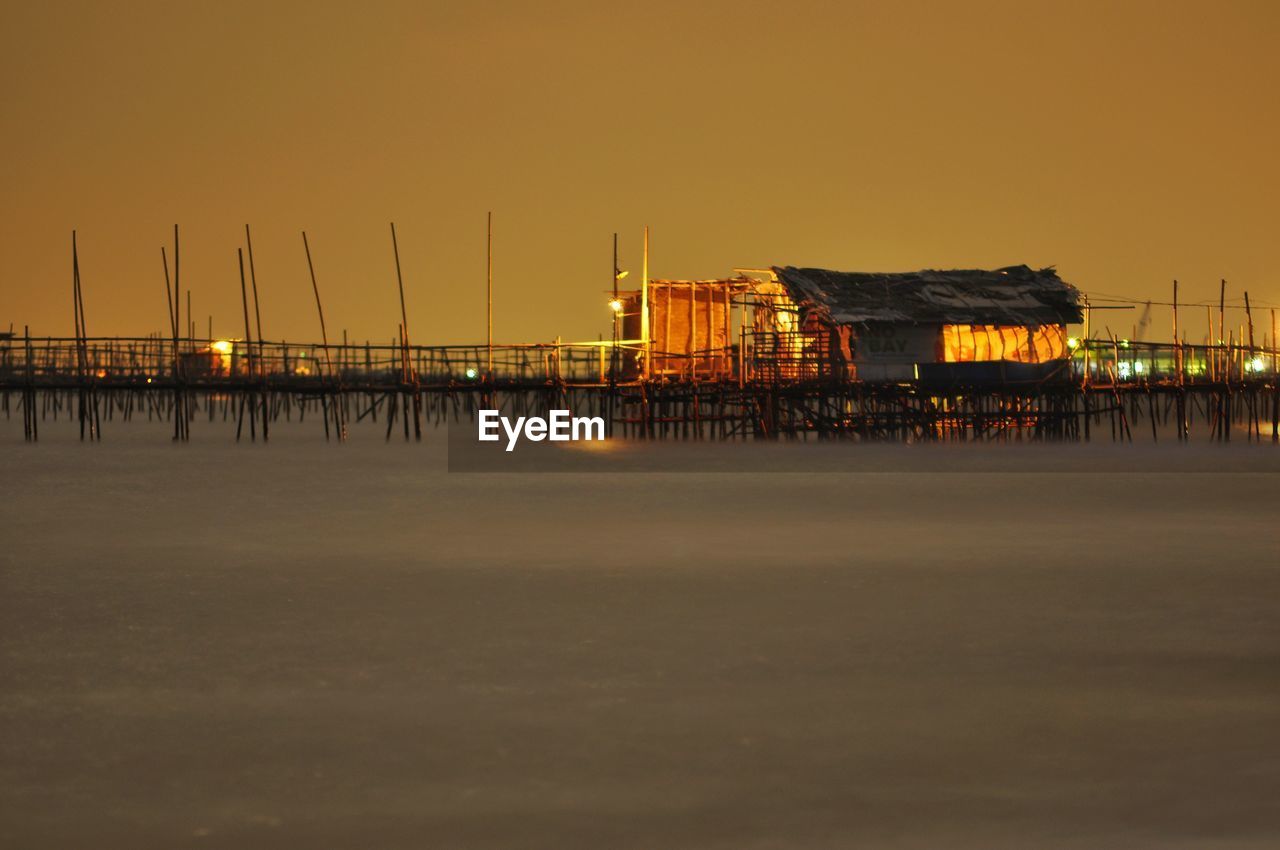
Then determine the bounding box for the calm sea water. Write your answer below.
[3,417,1278,848]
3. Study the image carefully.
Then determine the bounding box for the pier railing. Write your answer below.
[741,331,1278,387]
[0,336,649,387]
[2,331,1279,392]
[3,333,1277,444]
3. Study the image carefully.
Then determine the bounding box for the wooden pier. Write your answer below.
[2,333,1277,444]
[5,228,1276,445]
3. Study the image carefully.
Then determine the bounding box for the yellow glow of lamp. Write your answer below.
[210,340,233,354]
[1066,337,1080,350]
[608,299,624,313]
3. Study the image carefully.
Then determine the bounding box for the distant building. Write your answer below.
[619,278,754,380]
[613,264,1084,385]
[179,339,246,378]
[768,265,1084,383]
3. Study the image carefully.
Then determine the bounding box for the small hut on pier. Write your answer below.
[618,277,755,379]
[769,265,1084,383]
[179,339,248,378]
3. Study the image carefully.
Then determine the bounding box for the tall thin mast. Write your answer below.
[243,224,268,441]
[641,225,649,379]
[487,211,493,376]
[612,232,619,384]
[301,231,334,380]
[301,230,344,441]
[391,222,410,382]
[244,225,265,366]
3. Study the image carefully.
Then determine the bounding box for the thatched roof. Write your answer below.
[771,265,1083,326]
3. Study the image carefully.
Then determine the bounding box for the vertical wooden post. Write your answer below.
[1244,291,1256,356]
[244,224,268,441]
[71,231,83,440]
[1271,307,1278,442]
[1081,295,1090,386]
[1218,279,1226,381]
[390,221,421,441]
[610,233,620,409]
[1205,306,1214,381]
[391,222,410,383]
[641,225,650,379]
[610,233,619,385]
[71,230,98,441]
[487,212,493,378]
[1172,280,1181,381]
[237,248,257,441]
[24,325,36,441]
[302,231,344,441]
[689,281,696,379]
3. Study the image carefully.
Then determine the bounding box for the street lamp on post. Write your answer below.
[611,233,620,388]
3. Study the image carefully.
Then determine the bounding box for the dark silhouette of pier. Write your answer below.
[3,333,1276,444]
[5,226,1276,444]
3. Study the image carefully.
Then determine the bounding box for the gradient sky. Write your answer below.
[2,0,1278,345]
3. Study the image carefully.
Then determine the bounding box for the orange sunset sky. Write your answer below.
[2,0,1278,345]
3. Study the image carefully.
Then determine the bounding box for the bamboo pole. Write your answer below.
[71,231,85,440]
[391,222,411,383]
[1218,279,1226,380]
[610,235,623,433]
[1172,280,1181,382]
[1205,306,1214,381]
[175,224,187,440]
[390,222,421,441]
[244,224,268,441]
[72,232,100,440]
[301,231,344,441]
[641,225,650,379]
[1244,290,1256,356]
[1081,295,1090,386]
[1271,307,1278,443]
[487,212,493,377]
[237,248,257,441]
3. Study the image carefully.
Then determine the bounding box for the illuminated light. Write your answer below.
[562,436,620,453]
[1133,361,1144,374]
[615,270,629,280]
[1249,357,1265,373]
[1117,362,1132,379]
[95,369,107,378]
[1066,337,1080,350]
[146,377,152,384]
[1119,339,1130,348]
[465,367,478,380]
[210,339,233,354]
[608,299,624,313]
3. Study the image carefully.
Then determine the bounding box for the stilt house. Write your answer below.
[768,265,1084,383]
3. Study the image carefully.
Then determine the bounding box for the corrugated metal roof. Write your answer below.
[771,265,1084,326]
